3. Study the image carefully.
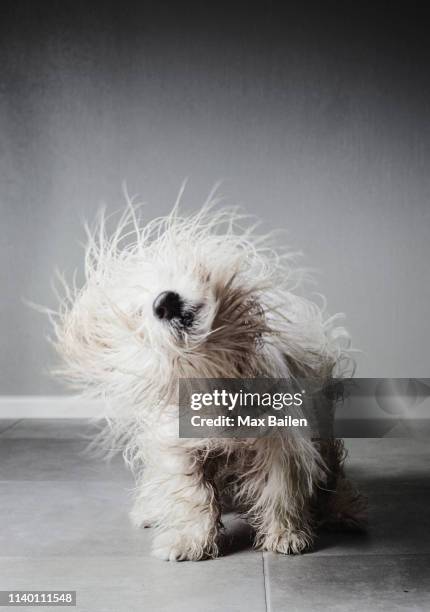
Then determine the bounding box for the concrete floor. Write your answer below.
[0,419,429,612]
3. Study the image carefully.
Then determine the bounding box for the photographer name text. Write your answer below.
[190,414,308,428]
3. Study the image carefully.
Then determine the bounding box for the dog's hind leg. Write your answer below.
[314,438,367,530]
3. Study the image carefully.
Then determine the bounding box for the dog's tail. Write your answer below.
[314,439,367,531]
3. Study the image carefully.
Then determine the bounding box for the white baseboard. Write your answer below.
[0,396,104,419]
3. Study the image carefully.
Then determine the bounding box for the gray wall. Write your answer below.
[1,1,429,394]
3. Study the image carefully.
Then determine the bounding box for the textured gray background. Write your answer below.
[1,1,429,394]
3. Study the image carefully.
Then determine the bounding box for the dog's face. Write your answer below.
[53,207,279,401]
[120,248,219,347]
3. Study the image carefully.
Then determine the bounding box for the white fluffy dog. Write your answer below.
[51,190,364,561]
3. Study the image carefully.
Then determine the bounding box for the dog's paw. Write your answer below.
[152,529,218,562]
[261,529,312,555]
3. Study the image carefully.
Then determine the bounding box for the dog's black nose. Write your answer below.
[153,291,183,321]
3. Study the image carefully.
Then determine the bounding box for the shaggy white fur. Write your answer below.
[49,188,363,561]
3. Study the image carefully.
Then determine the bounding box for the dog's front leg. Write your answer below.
[241,437,323,554]
[134,444,221,561]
